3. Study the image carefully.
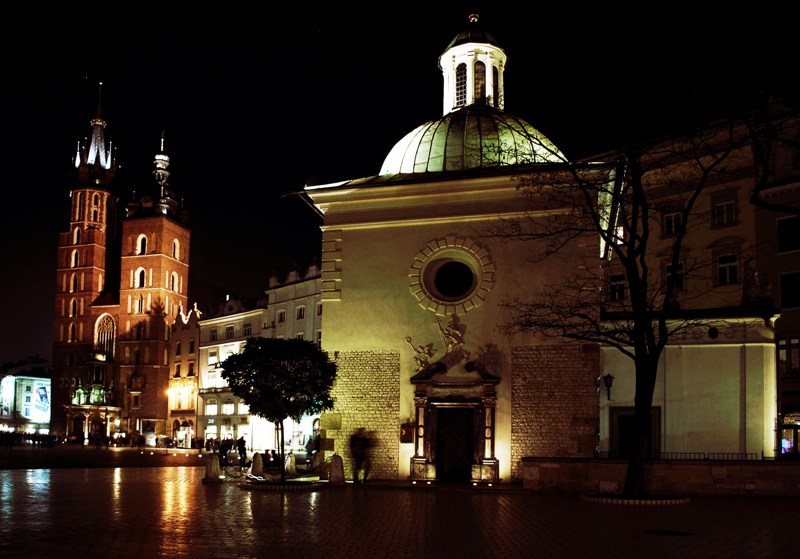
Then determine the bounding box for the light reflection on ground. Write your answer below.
[1,467,798,559]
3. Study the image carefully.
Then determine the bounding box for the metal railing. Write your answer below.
[597,451,760,460]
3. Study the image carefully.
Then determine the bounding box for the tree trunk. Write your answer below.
[278,420,286,484]
[623,355,658,496]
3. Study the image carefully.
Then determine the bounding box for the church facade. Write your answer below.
[304,15,800,484]
[51,92,191,446]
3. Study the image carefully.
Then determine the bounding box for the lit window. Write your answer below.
[206,399,218,415]
[208,350,218,367]
[239,402,250,414]
[222,402,235,415]
[174,364,181,378]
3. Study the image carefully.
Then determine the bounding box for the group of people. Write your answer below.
[210,436,248,469]
[202,429,375,482]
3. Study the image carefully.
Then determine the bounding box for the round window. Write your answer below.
[409,238,494,315]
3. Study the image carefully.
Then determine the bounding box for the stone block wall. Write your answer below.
[325,350,400,481]
[511,344,601,479]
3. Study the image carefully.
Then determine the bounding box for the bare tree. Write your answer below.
[484,105,789,495]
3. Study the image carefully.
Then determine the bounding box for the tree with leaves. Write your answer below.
[486,97,796,496]
[221,337,337,484]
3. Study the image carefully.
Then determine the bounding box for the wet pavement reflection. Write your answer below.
[1,466,798,558]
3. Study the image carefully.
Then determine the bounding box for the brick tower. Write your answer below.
[51,87,190,445]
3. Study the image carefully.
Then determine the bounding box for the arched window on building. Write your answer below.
[137,269,146,288]
[73,228,81,245]
[173,239,180,260]
[455,63,467,107]
[69,323,77,342]
[170,272,179,292]
[71,250,79,268]
[474,61,486,105]
[137,235,147,255]
[96,314,115,359]
[70,273,78,293]
[492,66,499,108]
[70,298,78,317]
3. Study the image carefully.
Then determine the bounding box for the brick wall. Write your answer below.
[326,350,401,480]
[511,344,600,479]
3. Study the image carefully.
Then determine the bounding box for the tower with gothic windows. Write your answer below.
[51,88,191,445]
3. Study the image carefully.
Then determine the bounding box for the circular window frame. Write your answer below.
[409,237,495,315]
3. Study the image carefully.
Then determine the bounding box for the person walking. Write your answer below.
[236,436,247,468]
[349,427,372,483]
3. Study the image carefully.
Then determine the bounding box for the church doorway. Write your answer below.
[435,406,474,483]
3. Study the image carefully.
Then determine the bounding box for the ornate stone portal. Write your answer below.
[407,315,501,484]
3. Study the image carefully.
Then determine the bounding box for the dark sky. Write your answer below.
[1,4,794,364]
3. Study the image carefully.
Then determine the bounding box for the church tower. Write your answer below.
[51,84,120,437]
[52,87,191,444]
[117,134,191,440]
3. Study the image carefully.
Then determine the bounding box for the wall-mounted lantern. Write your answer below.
[603,374,614,401]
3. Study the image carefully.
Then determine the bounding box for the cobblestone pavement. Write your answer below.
[1,446,798,558]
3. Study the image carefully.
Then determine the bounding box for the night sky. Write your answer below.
[1,4,794,364]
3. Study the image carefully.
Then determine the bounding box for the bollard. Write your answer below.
[329,453,345,485]
[286,452,296,476]
[251,452,264,476]
[205,453,222,479]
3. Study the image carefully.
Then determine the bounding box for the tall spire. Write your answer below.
[75,82,117,186]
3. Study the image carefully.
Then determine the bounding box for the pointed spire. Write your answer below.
[76,82,117,186]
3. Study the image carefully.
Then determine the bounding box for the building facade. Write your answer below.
[196,266,323,454]
[303,14,800,485]
[0,358,52,438]
[51,96,191,446]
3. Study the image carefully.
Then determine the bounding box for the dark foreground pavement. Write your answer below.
[2,444,798,558]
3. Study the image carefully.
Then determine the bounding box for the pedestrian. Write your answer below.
[349,427,372,483]
[236,436,247,467]
[218,438,233,468]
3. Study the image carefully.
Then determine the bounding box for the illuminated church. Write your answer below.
[304,14,798,485]
[50,89,190,445]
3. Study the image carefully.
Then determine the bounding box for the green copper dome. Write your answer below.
[379,105,566,175]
